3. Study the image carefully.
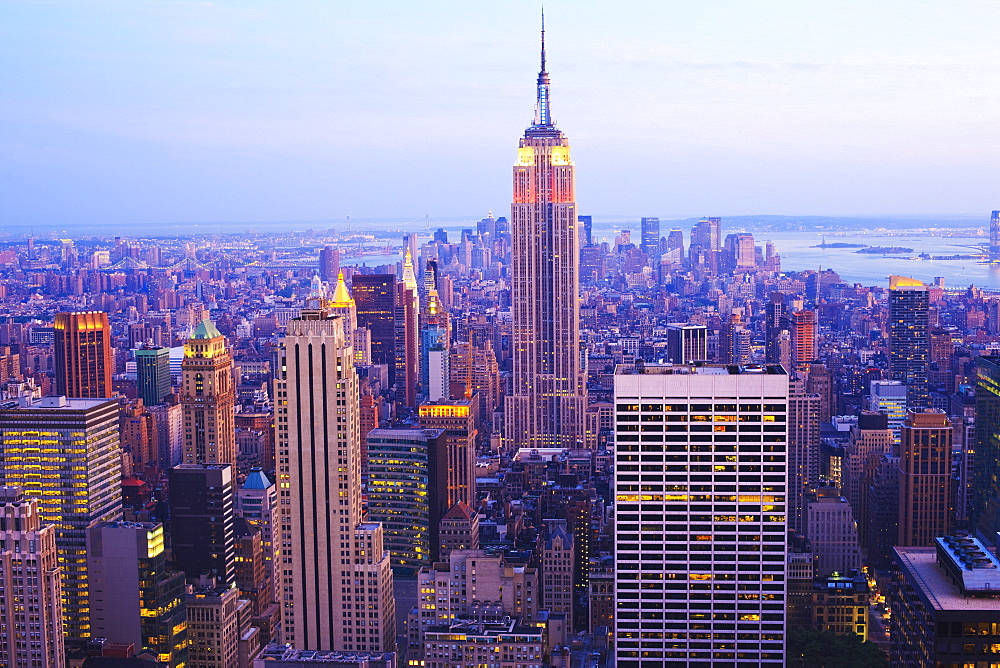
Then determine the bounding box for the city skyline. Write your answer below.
[3,1,1000,229]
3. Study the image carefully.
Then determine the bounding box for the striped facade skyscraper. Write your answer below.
[276,310,395,652]
[505,16,586,450]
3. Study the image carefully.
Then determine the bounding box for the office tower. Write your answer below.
[168,463,236,585]
[0,396,122,639]
[185,585,252,668]
[421,260,450,402]
[318,245,340,282]
[665,323,708,364]
[790,310,817,371]
[540,521,574,618]
[395,250,420,407]
[277,311,395,652]
[365,428,447,572]
[806,487,862,576]
[640,217,660,258]
[973,356,1000,544]
[724,232,756,270]
[149,402,183,471]
[136,345,171,406]
[121,398,157,475]
[763,294,788,365]
[690,217,721,251]
[787,381,821,535]
[181,318,236,466]
[418,400,478,510]
[891,537,1000,666]
[0,487,64,668]
[236,468,279,607]
[864,452,901,568]
[505,22,587,450]
[805,362,833,423]
[614,364,788,667]
[898,409,953,546]
[869,379,907,444]
[86,521,188,666]
[718,313,749,365]
[233,517,268,610]
[450,339,501,423]
[991,211,1000,261]
[842,412,892,553]
[888,275,930,408]
[666,229,684,254]
[353,274,397,382]
[54,310,113,398]
[578,214,592,246]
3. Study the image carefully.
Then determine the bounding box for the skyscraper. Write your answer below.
[898,409,953,546]
[614,364,788,667]
[790,309,817,371]
[418,400,478,511]
[991,210,1000,261]
[318,245,340,282]
[888,275,930,408]
[665,323,708,364]
[973,356,1000,544]
[54,311,113,398]
[506,19,586,449]
[0,487,64,668]
[235,468,279,608]
[168,463,236,586]
[0,396,122,639]
[86,521,188,665]
[181,318,236,465]
[353,274,397,381]
[135,345,171,407]
[640,216,660,258]
[277,311,395,651]
[365,428,447,572]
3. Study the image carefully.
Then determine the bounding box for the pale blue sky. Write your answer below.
[2,0,999,228]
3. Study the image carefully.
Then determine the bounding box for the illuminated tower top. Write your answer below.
[532,9,552,130]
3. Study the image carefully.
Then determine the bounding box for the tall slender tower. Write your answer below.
[506,14,586,449]
[180,318,236,465]
[54,311,113,398]
[888,275,930,408]
[276,311,395,652]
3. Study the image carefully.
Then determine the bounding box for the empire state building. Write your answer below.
[506,19,586,449]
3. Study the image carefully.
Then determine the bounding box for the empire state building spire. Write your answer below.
[506,11,586,450]
[533,8,552,128]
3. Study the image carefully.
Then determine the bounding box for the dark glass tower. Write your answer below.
[640,216,660,257]
[888,276,930,408]
[135,345,171,407]
[167,463,235,585]
[353,274,398,383]
[973,356,1000,544]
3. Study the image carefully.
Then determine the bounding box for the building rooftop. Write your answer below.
[241,467,273,490]
[0,396,114,411]
[895,544,1000,611]
[616,363,786,376]
[191,318,222,340]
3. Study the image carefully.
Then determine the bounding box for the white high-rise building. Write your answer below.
[614,364,788,667]
[276,310,395,652]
